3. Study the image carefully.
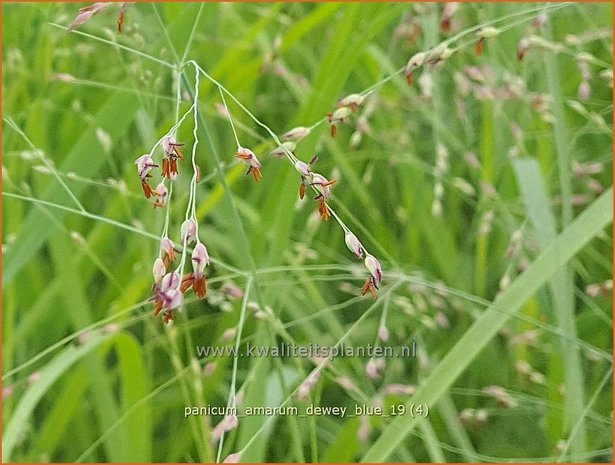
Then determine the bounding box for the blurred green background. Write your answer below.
[2,2,613,463]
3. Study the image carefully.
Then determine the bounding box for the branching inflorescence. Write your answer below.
[133,63,214,325]
[67,2,583,325]
[129,51,386,325]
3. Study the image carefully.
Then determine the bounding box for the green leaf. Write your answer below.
[361,187,612,462]
[513,157,587,456]
[2,332,114,462]
[2,91,141,287]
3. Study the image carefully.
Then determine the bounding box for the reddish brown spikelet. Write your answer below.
[163,250,176,268]
[193,276,207,299]
[117,3,128,33]
[162,159,170,178]
[330,124,337,138]
[440,18,451,33]
[173,145,185,160]
[516,40,530,62]
[153,299,164,317]
[162,158,179,179]
[117,14,124,34]
[179,273,207,298]
[410,23,422,44]
[318,198,331,221]
[141,179,156,198]
[251,167,263,182]
[180,273,194,293]
[163,310,175,325]
[67,2,110,32]
[299,182,306,200]
[361,278,378,299]
[405,71,414,86]
[475,38,485,55]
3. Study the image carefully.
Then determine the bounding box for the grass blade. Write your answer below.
[361,187,612,462]
[2,332,114,462]
[513,157,588,456]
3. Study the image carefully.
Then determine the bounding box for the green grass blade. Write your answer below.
[513,157,587,456]
[2,332,114,462]
[361,187,612,462]
[2,91,141,287]
[114,332,152,462]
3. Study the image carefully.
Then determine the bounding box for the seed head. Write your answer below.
[476,26,500,39]
[365,358,385,380]
[364,254,383,285]
[162,136,185,159]
[378,325,390,342]
[152,258,166,283]
[337,93,365,112]
[135,154,157,180]
[191,242,210,276]
[161,236,176,264]
[117,2,128,33]
[516,38,531,61]
[236,147,263,182]
[427,45,454,64]
[269,141,296,158]
[165,289,184,310]
[327,106,352,124]
[344,231,364,259]
[161,271,180,292]
[384,383,416,396]
[405,51,426,72]
[327,106,352,137]
[311,173,336,200]
[440,2,459,32]
[297,370,321,401]
[153,182,168,208]
[404,51,427,85]
[67,2,110,32]
[223,453,242,463]
[212,414,239,443]
[282,126,311,141]
[153,271,184,323]
[578,81,591,101]
[295,161,312,177]
[180,219,197,245]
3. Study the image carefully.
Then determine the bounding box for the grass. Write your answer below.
[2,2,613,463]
